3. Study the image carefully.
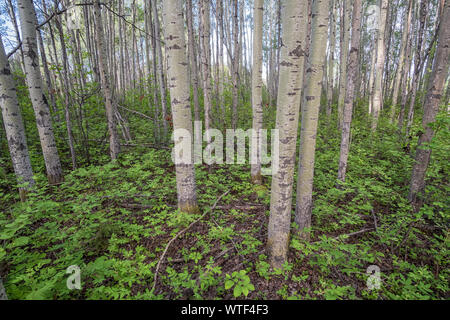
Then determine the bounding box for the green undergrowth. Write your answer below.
[0,105,448,300]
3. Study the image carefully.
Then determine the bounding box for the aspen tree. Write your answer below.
[153,0,168,139]
[295,0,330,240]
[200,0,212,143]
[337,0,351,128]
[371,0,389,130]
[337,0,362,182]
[17,0,63,184]
[162,0,199,213]
[267,0,308,268]
[93,0,120,160]
[251,0,264,184]
[391,0,413,122]
[409,0,450,210]
[0,36,35,201]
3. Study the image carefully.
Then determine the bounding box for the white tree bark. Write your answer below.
[337,0,362,182]
[17,0,63,184]
[0,36,35,201]
[337,0,351,128]
[371,0,389,130]
[93,0,120,160]
[267,0,308,269]
[162,0,199,213]
[295,0,330,240]
[409,0,450,209]
[251,0,264,184]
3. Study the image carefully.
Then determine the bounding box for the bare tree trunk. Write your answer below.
[200,0,212,144]
[295,0,330,240]
[145,0,160,143]
[371,0,389,131]
[231,0,239,129]
[0,36,35,201]
[251,0,264,184]
[267,0,308,268]
[162,0,199,213]
[337,0,351,128]
[409,0,449,210]
[93,0,120,160]
[186,0,201,135]
[326,0,336,118]
[368,33,377,115]
[153,0,168,140]
[55,17,77,169]
[337,0,362,182]
[391,0,413,122]
[405,1,429,137]
[17,0,63,184]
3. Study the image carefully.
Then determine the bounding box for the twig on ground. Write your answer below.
[151,190,230,293]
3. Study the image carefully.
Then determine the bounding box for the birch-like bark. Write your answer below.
[337,0,362,182]
[391,0,413,122]
[371,0,389,131]
[337,0,351,128]
[409,0,449,209]
[55,17,77,169]
[231,0,239,129]
[200,0,212,143]
[186,0,200,133]
[93,0,120,160]
[405,1,429,137]
[17,0,63,184]
[326,0,336,117]
[295,0,330,240]
[153,0,168,139]
[0,36,35,201]
[267,0,308,269]
[251,0,264,184]
[162,0,199,213]
[368,33,377,115]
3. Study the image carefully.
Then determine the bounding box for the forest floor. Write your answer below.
[0,113,448,300]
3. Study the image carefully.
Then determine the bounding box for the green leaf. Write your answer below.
[233,285,242,297]
[225,280,234,290]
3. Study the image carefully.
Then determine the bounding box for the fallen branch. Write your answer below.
[151,190,230,293]
[313,228,375,244]
[118,105,153,121]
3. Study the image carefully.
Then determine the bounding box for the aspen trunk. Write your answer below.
[391,0,413,122]
[337,0,362,182]
[186,0,201,132]
[295,0,330,240]
[371,0,389,131]
[231,0,239,129]
[200,0,212,143]
[162,0,199,213]
[267,0,308,268]
[152,0,168,139]
[405,1,429,137]
[93,0,120,160]
[55,17,77,170]
[409,0,449,209]
[326,0,336,118]
[0,36,35,201]
[250,0,264,184]
[337,0,351,128]
[17,0,63,184]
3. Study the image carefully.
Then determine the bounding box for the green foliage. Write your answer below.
[224,270,255,298]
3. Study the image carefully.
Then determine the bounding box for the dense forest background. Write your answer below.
[0,0,448,300]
